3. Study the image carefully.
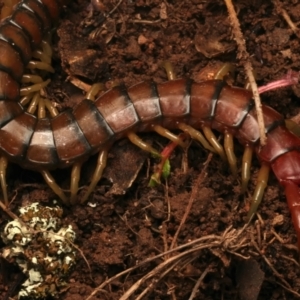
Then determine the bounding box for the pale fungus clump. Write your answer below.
[1,202,76,299]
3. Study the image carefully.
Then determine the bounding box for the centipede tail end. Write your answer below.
[283,181,300,249]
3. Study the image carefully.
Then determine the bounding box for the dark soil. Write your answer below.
[1,0,300,299]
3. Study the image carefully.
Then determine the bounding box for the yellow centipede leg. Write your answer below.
[86,83,105,101]
[27,61,55,73]
[0,156,8,206]
[241,144,253,193]
[81,149,108,204]
[177,122,216,153]
[247,163,270,221]
[20,79,51,96]
[214,63,236,80]
[285,119,300,137]
[70,162,83,205]
[224,131,237,176]
[20,94,34,106]
[26,93,40,115]
[38,97,46,119]
[152,124,189,148]
[40,170,68,205]
[127,132,160,157]
[41,39,53,58]
[44,99,59,117]
[22,74,44,84]
[202,126,226,162]
[161,61,176,80]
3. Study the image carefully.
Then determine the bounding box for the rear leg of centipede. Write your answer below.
[246,163,270,220]
[241,144,253,193]
[242,74,271,218]
[245,119,300,218]
[213,63,269,218]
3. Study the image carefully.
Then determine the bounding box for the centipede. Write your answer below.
[0,0,300,249]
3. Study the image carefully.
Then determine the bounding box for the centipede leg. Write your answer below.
[162,61,176,80]
[20,79,51,96]
[40,170,68,205]
[22,74,44,84]
[247,163,270,220]
[202,126,226,161]
[241,144,253,193]
[38,97,46,119]
[152,124,189,148]
[0,156,8,206]
[81,149,108,204]
[26,61,55,73]
[127,132,160,156]
[86,83,105,101]
[224,131,237,176]
[44,99,59,117]
[285,119,300,137]
[70,162,83,205]
[177,122,216,153]
[41,38,53,59]
[26,93,41,114]
[32,49,51,65]
[214,63,236,80]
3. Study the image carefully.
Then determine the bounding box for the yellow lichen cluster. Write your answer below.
[1,202,76,299]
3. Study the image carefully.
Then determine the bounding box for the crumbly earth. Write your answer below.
[1,0,300,299]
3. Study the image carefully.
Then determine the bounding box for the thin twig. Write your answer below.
[170,153,212,250]
[250,235,299,295]
[188,265,212,300]
[135,260,180,300]
[273,0,300,38]
[106,0,124,17]
[0,200,20,220]
[224,0,267,145]
[85,225,249,300]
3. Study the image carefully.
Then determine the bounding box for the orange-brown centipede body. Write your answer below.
[1,1,300,248]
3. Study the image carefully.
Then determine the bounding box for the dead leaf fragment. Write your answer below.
[236,259,264,300]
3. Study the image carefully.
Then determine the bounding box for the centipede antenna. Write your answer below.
[70,162,83,205]
[241,144,253,193]
[0,156,8,206]
[127,132,160,157]
[247,163,270,220]
[202,126,226,162]
[152,124,189,148]
[177,122,216,153]
[40,170,68,205]
[224,131,237,176]
[81,149,108,204]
